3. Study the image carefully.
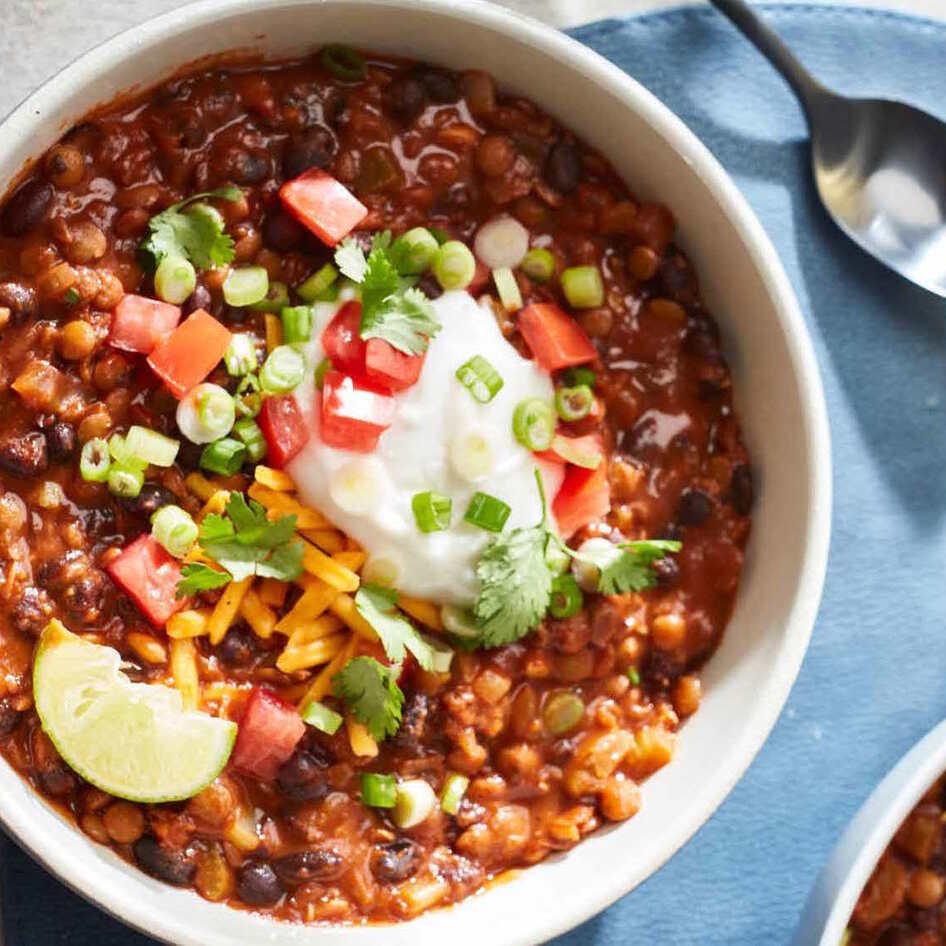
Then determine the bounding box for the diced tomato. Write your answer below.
[321,300,367,375]
[365,338,425,392]
[536,433,604,469]
[231,688,306,781]
[258,395,310,468]
[279,169,368,246]
[518,303,597,373]
[109,294,181,354]
[552,460,611,539]
[321,370,397,452]
[105,534,185,628]
[146,309,232,398]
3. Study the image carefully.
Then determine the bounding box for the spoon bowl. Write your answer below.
[711,0,946,298]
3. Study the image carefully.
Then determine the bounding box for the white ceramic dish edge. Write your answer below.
[0,2,832,944]
[794,719,946,946]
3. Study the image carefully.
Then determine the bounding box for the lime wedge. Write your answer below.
[34,620,236,803]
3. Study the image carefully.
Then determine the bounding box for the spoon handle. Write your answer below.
[706,0,829,118]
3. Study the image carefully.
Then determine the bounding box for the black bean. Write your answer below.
[217,626,259,669]
[0,282,38,323]
[262,209,306,252]
[175,440,203,472]
[276,748,329,802]
[653,556,679,588]
[371,839,422,884]
[0,699,21,737]
[384,77,427,124]
[0,432,47,477]
[182,282,212,316]
[132,837,196,886]
[223,148,272,185]
[676,488,713,527]
[392,692,429,751]
[38,766,76,797]
[659,253,699,305]
[282,128,335,179]
[272,848,345,886]
[729,464,753,516]
[120,483,176,519]
[544,140,582,193]
[10,586,53,636]
[414,68,459,104]
[2,180,53,236]
[46,422,77,462]
[236,861,283,906]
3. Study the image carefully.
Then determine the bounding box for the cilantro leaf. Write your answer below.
[361,287,441,356]
[332,656,404,741]
[596,540,681,595]
[334,237,368,282]
[196,493,303,583]
[141,186,242,271]
[359,244,401,317]
[354,585,437,670]
[176,562,231,598]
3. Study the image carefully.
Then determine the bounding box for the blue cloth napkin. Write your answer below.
[6,5,946,944]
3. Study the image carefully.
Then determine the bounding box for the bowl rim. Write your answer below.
[0,0,832,943]
[796,719,946,945]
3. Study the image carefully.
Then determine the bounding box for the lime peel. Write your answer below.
[34,620,235,803]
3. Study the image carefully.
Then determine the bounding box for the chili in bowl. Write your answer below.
[0,1,830,944]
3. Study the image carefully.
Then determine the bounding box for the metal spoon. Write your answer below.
[708,0,946,298]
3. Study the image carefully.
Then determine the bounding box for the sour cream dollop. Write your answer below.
[288,290,562,605]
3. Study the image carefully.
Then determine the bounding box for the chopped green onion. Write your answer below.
[545,535,570,575]
[512,398,555,451]
[280,305,311,345]
[200,438,247,475]
[627,667,641,686]
[222,265,269,308]
[107,434,146,471]
[124,426,180,468]
[260,345,305,394]
[562,366,596,389]
[561,265,604,309]
[433,241,476,291]
[455,355,503,404]
[551,433,602,469]
[411,491,452,533]
[224,333,259,377]
[235,374,262,418]
[151,504,198,557]
[176,383,235,444]
[492,267,522,312]
[320,44,366,82]
[79,438,110,482]
[441,773,469,815]
[232,417,267,464]
[314,357,333,390]
[554,384,594,422]
[154,255,197,305]
[314,282,340,303]
[249,281,290,313]
[296,263,339,303]
[474,216,529,269]
[521,247,555,282]
[390,227,439,275]
[360,771,397,808]
[440,604,480,640]
[301,699,343,735]
[464,492,511,533]
[392,778,437,829]
[107,462,144,499]
[549,574,583,619]
[185,202,225,232]
[63,287,80,305]
[542,691,585,735]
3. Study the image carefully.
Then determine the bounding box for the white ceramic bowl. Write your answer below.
[794,720,946,945]
[0,1,831,943]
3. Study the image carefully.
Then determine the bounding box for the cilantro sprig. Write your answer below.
[354,584,437,670]
[332,656,404,741]
[175,492,303,597]
[596,540,681,595]
[334,232,441,356]
[141,185,243,271]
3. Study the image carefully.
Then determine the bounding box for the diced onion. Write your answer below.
[449,426,497,482]
[329,458,386,515]
[572,537,620,591]
[474,216,529,269]
[392,778,437,829]
[176,383,236,444]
